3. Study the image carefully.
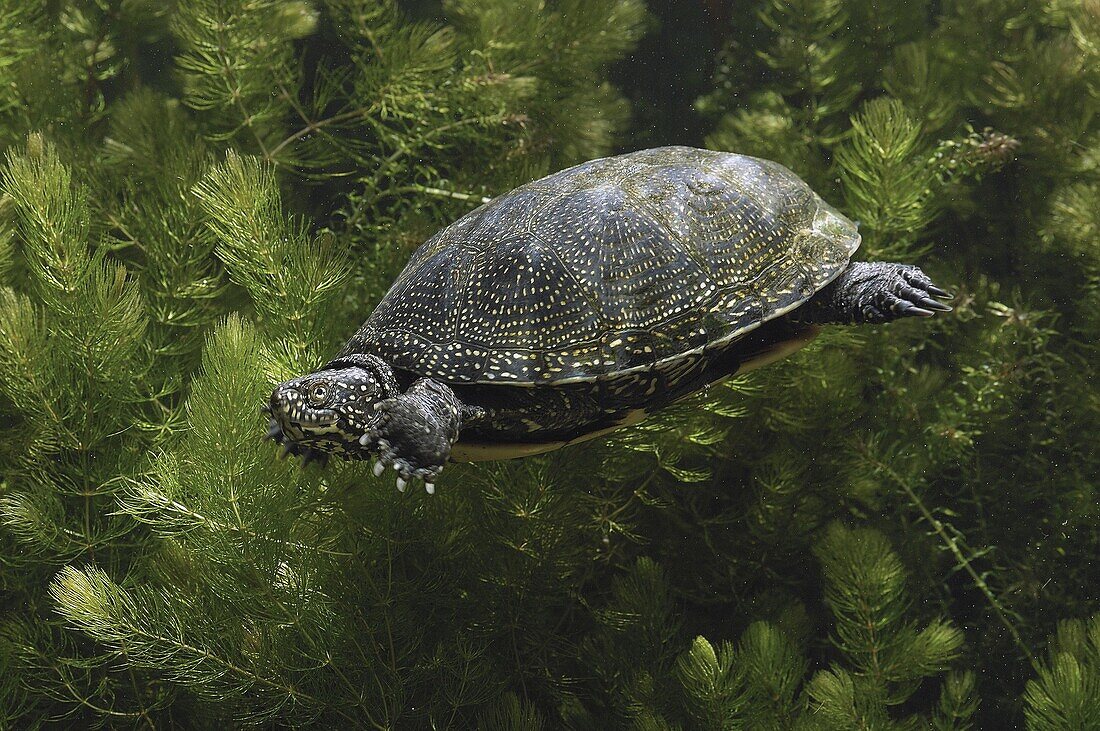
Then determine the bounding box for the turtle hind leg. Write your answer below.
[798,261,953,325]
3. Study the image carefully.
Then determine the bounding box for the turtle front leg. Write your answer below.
[798,262,953,325]
[359,379,483,493]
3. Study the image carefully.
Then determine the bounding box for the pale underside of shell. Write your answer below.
[340,146,861,386]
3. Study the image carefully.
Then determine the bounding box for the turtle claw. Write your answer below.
[363,435,445,494]
[808,262,954,325]
[884,266,953,321]
[927,284,953,299]
[918,295,952,312]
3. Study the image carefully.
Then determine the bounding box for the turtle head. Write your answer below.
[264,354,399,463]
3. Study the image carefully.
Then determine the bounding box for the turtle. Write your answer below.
[264,146,951,493]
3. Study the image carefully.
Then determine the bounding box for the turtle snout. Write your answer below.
[262,386,334,465]
[261,390,288,447]
[267,379,344,433]
[269,383,299,418]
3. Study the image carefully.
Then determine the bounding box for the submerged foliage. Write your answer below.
[0,0,1097,727]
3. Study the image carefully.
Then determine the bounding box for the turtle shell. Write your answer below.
[339,146,860,385]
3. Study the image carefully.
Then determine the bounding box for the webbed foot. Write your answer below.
[802,262,953,325]
[873,264,953,321]
[362,422,444,494]
[359,379,468,494]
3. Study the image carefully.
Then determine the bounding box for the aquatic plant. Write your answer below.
[1,0,1097,727]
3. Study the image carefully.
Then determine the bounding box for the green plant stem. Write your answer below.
[863,446,1040,673]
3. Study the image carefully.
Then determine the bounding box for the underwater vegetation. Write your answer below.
[0,0,1097,728]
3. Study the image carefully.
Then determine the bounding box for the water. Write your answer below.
[0,1,1095,727]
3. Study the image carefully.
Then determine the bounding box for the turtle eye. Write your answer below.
[308,385,329,406]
